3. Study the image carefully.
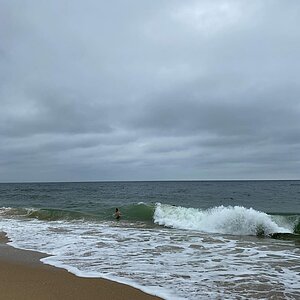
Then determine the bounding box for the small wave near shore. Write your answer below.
[1,203,299,236]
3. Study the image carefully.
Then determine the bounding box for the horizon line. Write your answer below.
[0,178,299,184]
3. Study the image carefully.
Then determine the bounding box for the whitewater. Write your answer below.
[1,203,299,299]
[154,204,295,235]
[0,181,300,299]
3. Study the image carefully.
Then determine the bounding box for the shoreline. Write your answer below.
[0,232,162,300]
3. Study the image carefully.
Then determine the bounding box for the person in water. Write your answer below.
[114,208,121,220]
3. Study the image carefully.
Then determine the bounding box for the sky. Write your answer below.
[1,0,300,182]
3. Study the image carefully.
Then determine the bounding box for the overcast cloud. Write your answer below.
[1,0,300,182]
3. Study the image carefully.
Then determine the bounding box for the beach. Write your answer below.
[0,232,161,300]
[0,181,299,299]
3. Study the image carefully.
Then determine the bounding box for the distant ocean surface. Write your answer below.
[0,181,299,299]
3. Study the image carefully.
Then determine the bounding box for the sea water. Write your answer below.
[0,181,299,299]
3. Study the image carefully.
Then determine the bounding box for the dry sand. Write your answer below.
[0,232,162,300]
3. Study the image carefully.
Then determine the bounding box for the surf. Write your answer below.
[153,203,300,236]
[1,204,299,236]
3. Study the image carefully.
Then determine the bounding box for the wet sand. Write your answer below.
[0,232,162,300]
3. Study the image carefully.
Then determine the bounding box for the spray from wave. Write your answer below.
[153,204,297,236]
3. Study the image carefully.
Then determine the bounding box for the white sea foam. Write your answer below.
[0,210,299,299]
[154,204,291,235]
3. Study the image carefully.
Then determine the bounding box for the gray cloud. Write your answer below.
[0,0,300,181]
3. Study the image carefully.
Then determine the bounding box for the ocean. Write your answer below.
[0,181,299,299]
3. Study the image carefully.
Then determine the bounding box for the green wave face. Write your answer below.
[270,214,300,234]
[0,203,156,223]
[26,208,89,221]
[117,203,155,221]
[294,221,300,234]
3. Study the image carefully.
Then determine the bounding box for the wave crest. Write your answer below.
[153,204,293,236]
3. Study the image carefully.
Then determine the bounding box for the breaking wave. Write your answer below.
[1,203,299,236]
[153,204,300,236]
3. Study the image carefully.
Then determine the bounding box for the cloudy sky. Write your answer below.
[1,0,300,182]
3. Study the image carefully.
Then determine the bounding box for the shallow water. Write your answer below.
[0,181,299,299]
